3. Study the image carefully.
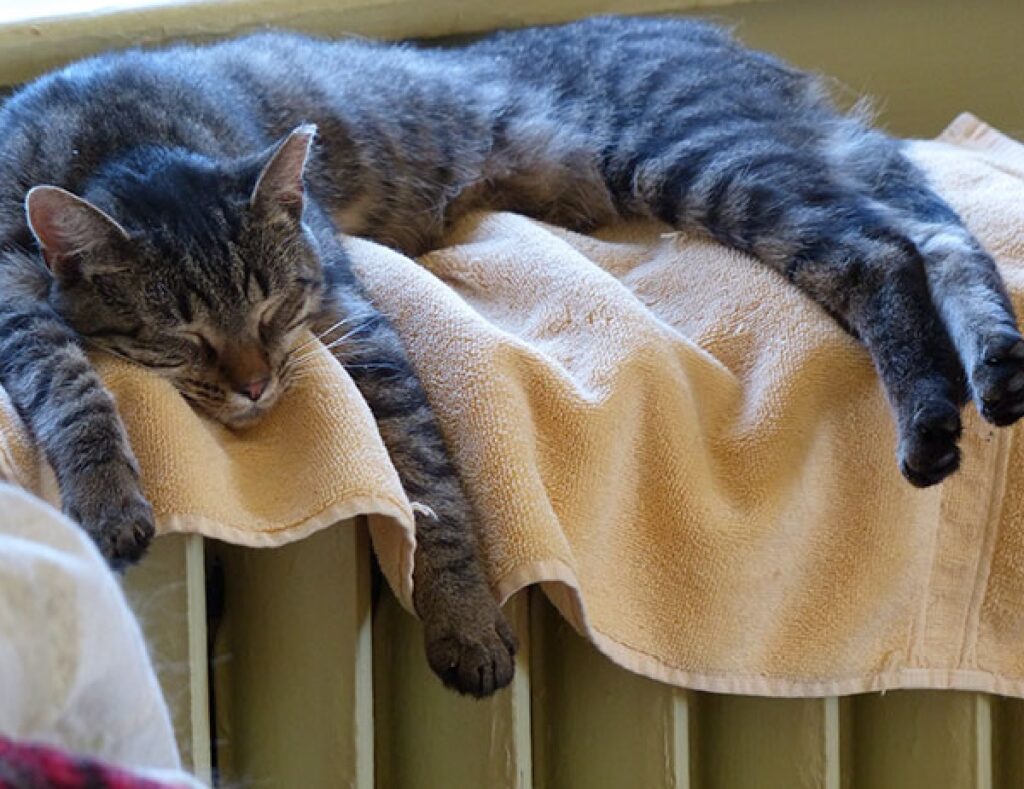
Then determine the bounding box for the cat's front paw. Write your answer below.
[972,329,1024,426]
[63,463,155,569]
[898,398,962,488]
[423,596,518,698]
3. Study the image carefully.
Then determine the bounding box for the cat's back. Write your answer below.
[0,34,310,172]
[466,16,736,80]
[466,15,821,115]
[0,29,486,192]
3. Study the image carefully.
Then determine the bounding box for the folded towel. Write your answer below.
[4,113,1024,697]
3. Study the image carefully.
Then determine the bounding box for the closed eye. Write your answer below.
[110,339,190,369]
[81,330,190,369]
[184,331,217,361]
[259,294,308,339]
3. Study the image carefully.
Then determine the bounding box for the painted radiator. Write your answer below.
[125,526,1024,788]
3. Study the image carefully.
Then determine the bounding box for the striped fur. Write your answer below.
[0,15,1019,695]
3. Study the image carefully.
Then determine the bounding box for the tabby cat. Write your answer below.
[0,16,1020,697]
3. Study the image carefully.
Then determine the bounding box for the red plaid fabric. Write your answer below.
[0,736,191,789]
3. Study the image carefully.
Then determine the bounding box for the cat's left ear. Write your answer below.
[250,124,317,222]
[25,185,131,282]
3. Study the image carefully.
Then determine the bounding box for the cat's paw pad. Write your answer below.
[91,495,155,570]
[65,467,155,569]
[973,330,1024,426]
[424,605,518,698]
[899,400,962,488]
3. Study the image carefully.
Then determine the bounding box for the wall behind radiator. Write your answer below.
[695,0,1024,138]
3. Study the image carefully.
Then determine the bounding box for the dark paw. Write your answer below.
[424,601,518,698]
[64,464,155,570]
[973,330,1024,426]
[899,399,962,487]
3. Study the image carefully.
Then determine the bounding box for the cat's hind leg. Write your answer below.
[628,147,967,485]
[830,128,1024,427]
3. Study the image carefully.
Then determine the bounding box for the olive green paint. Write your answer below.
[373,588,532,788]
[209,525,373,788]
[122,533,211,782]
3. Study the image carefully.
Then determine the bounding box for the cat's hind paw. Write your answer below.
[424,601,518,698]
[899,399,962,488]
[973,330,1024,426]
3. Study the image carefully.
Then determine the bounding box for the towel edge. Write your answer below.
[499,558,1024,699]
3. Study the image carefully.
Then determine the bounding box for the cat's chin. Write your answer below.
[220,406,271,431]
[180,392,274,429]
[213,385,284,429]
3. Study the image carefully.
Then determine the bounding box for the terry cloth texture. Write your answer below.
[2,113,1024,697]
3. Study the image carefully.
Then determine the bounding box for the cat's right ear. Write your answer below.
[250,124,317,223]
[25,186,131,282]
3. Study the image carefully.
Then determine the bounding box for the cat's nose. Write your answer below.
[222,340,272,402]
[238,378,269,402]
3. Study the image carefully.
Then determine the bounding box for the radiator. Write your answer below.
[124,525,1024,788]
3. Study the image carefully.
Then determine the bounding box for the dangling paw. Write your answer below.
[972,329,1024,426]
[422,595,518,698]
[898,397,962,487]
[63,461,155,570]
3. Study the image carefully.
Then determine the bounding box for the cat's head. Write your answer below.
[25,125,324,428]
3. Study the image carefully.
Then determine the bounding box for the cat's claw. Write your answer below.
[424,600,518,698]
[973,330,1024,426]
[899,399,962,488]
[63,463,156,570]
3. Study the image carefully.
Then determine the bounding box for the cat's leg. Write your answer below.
[828,129,1024,426]
[911,219,1024,426]
[0,280,154,566]
[311,278,516,697]
[629,154,966,486]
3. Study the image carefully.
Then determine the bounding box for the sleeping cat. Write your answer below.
[0,15,1020,697]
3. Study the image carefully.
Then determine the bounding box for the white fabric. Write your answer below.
[0,481,205,786]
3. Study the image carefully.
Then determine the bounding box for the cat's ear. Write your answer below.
[250,124,317,222]
[25,185,131,281]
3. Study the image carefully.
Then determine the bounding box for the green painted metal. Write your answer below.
[122,533,210,781]
[210,523,373,788]
[529,594,694,789]
[849,691,991,789]
[994,698,1024,789]
[373,587,532,788]
[120,535,1011,789]
[695,694,829,789]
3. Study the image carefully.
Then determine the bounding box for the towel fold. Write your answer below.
[4,113,1024,697]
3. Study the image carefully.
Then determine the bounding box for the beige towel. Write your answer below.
[3,113,1024,696]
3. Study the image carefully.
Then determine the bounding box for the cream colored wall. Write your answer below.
[697,0,1024,137]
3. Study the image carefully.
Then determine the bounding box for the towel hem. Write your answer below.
[158,494,413,549]
[498,557,1024,699]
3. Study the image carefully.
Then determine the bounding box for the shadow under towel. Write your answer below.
[3,113,1024,697]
